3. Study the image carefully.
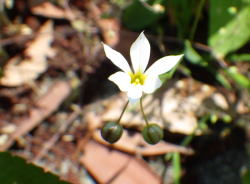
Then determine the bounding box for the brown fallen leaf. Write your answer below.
[87,2,120,46]
[110,158,159,184]
[101,93,164,130]
[93,129,193,156]
[31,2,75,20]
[0,81,71,151]
[97,18,120,46]
[101,78,216,134]
[86,112,193,156]
[0,20,55,86]
[80,140,161,184]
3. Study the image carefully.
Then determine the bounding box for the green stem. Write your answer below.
[190,0,206,41]
[181,115,209,146]
[173,152,181,184]
[140,97,149,125]
[117,100,129,124]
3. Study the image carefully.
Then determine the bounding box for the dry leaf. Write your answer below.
[87,2,120,46]
[80,141,161,184]
[86,110,193,156]
[101,78,216,134]
[31,2,74,20]
[93,129,193,156]
[161,80,214,134]
[0,21,55,86]
[97,18,120,46]
[0,81,71,151]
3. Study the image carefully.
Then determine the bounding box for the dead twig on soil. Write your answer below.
[0,81,71,151]
[32,108,81,162]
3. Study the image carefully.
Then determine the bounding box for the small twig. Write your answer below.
[0,81,71,151]
[0,27,78,47]
[32,109,81,162]
[0,34,34,46]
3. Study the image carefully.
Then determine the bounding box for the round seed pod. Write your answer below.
[142,124,163,145]
[101,122,123,144]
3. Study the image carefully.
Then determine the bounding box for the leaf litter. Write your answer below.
[0,20,55,86]
[0,1,249,184]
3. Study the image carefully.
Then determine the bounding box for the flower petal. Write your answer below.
[130,32,150,73]
[108,72,131,91]
[142,75,162,94]
[127,84,143,102]
[103,43,131,73]
[145,54,183,76]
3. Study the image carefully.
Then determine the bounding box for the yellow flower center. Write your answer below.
[129,72,146,85]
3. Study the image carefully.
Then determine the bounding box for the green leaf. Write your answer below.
[0,152,70,184]
[122,0,164,30]
[209,0,243,36]
[166,0,197,38]
[229,53,250,62]
[183,40,232,89]
[209,4,250,58]
[215,72,232,89]
[184,40,208,67]
[242,169,250,184]
[225,67,250,90]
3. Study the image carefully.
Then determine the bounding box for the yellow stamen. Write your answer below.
[129,72,146,85]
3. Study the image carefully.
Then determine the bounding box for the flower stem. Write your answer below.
[190,0,206,41]
[140,97,149,125]
[117,100,129,124]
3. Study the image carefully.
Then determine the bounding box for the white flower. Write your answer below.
[103,32,183,102]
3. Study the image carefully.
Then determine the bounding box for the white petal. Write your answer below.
[103,43,131,73]
[142,75,162,94]
[108,72,131,91]
[130,32,150,73]
[127,84,143,102]
[145,54,183,76]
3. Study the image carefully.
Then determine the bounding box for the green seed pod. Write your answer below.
[142,124,163,145]
[101,122,123,144]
